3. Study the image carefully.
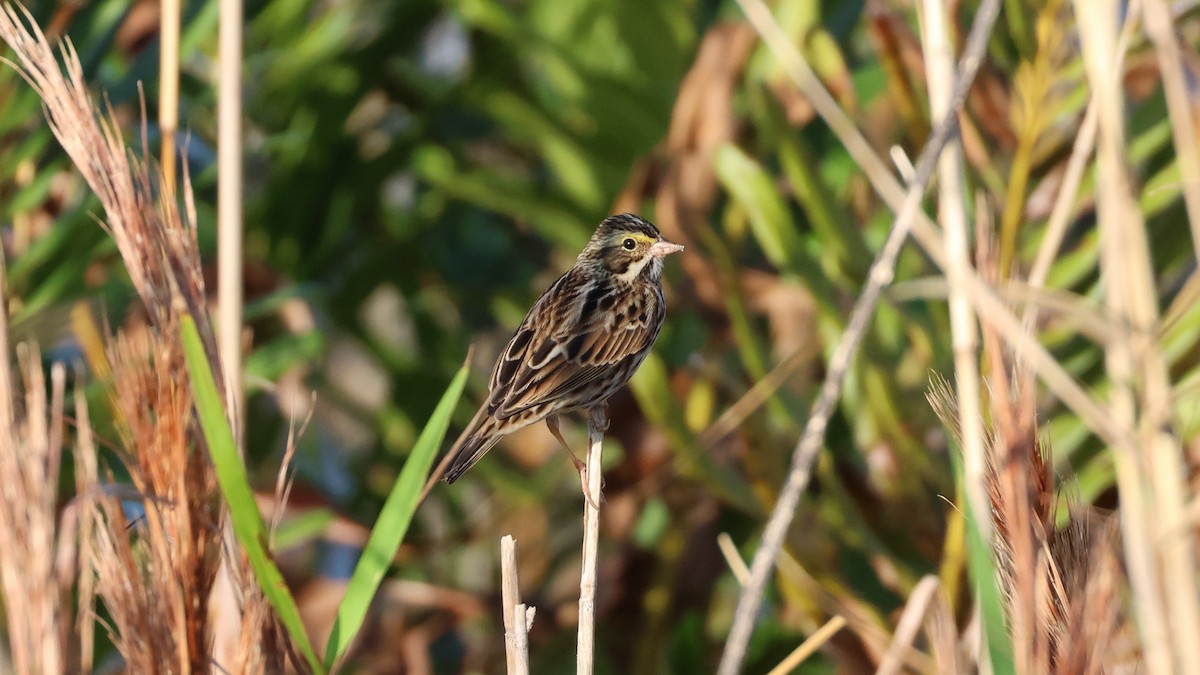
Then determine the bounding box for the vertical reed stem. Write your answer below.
[576,406,607,675]
[158,0,179,192]
[212,0,245,668]
[217,0,243,427]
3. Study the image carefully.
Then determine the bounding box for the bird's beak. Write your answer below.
[649,239,685,257]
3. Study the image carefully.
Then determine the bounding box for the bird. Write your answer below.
[423,213,683,506]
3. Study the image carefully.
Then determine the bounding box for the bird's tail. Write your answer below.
[441,426,502,484]
[418,405,496,503]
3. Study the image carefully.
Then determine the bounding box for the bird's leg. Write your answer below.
[546,414,586,472]
[588,404,610,432]
[546,414,601,509]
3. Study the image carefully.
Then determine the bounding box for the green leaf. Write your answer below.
[713,142,840,319]
[322,358,470,671]
[180,316,326,674]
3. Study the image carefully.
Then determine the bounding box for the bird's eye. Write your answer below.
[622,238,636,250]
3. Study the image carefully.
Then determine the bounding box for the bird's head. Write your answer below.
[578,213,684,282]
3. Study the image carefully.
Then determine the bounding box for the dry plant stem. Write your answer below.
[875,576,939,675]
[1076,2,1200,674]
[917,0,989,632]
[1142,0,1200,263]
[501,535,525,675]
[159,0,179,192]
[717,1,1000,672]
[733,0,1129,451]
[576,406,607,675]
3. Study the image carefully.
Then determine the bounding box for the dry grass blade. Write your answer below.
[79,326,222,673]
[875,575,939,675]
[764,615,846,675]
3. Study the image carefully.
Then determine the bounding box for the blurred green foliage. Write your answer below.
[4,0,1200,671]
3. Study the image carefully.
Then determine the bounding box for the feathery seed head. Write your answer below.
[579,213,683,282]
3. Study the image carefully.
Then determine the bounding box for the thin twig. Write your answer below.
[764,615,847,675]
[576,406,607,675]
[716,1,1001,672]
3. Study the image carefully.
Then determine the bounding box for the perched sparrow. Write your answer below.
[428,213,683,504]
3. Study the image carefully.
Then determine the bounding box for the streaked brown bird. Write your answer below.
[426,213,683,504]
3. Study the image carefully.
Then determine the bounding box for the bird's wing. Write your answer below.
[486,273,662,419]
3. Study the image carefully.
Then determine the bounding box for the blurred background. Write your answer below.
[2,0,1199,672]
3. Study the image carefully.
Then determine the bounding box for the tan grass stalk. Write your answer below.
[217,0,244,418]
[717,1,1001,671]
[1075,2,1200,673]
[576,406,607,674]
[915,0,991,661]
[159,0,180,192]
[923,583,960,675]
[929,364,1128,673]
